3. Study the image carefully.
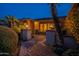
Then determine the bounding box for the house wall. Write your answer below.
[10,17,66,33]
[34,20,55,32]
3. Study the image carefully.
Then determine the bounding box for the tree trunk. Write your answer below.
[50,4,64,46]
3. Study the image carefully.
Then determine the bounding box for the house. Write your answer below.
[18,16,66,32]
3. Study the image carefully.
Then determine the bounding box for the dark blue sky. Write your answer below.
[0,3,72,19]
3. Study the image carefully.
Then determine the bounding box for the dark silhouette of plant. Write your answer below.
[50,4,64,46]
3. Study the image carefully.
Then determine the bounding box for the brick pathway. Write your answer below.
[19,35,57,56]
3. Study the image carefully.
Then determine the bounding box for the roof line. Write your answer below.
[33,16,66,20]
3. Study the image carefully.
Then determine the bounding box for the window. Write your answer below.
[34,21,39,30]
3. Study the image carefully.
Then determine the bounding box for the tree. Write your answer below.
[5,16,19,27]
[50,4,64,46]
[64,4,79,43]
[0,18,8,26]
[5,16,21,33]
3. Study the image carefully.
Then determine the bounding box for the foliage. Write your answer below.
[5,16,21,33]
[0,18,8,26]
[12,25,21,33]
[63,48,79,56]
[5,16,17,21]
[0,26,19,55]
[64,7,79,43]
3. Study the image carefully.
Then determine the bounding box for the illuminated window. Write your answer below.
[34,21,39,30]
[27,20,30,26]
[40,24,44,32]
[48,23,52,30]
[44,24,47,32]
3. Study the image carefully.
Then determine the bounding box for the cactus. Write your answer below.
[0,26,19,55]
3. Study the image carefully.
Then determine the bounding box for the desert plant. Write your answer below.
[0,26,19,56]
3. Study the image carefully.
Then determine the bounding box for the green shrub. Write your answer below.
[0,26,19,55]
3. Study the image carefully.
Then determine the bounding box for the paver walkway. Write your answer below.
[19,35,57,56]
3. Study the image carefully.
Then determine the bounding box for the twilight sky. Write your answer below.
[0,3,72,19]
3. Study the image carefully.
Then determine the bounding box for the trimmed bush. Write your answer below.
[0,26,19,55]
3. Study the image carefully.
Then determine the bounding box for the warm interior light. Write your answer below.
[44,24,47,32]
[40,24,44,32]
[34,21,39,30]
[48,23,54,30]
[24,23,28,28]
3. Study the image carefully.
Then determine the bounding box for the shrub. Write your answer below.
[0,26,19,55]
[64,8,79,43]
